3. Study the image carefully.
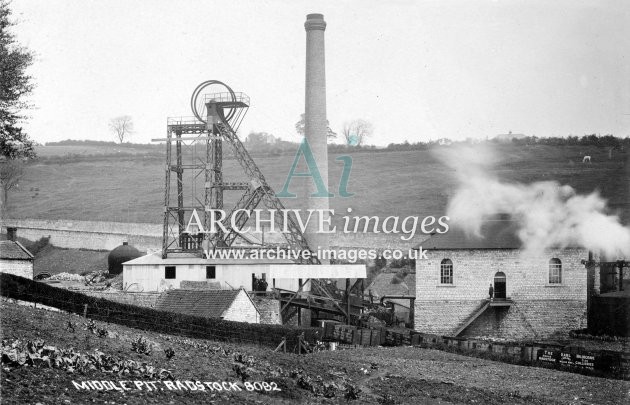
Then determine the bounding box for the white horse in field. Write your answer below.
[582,155,591,163]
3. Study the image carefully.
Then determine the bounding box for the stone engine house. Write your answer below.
[414,220,595,339]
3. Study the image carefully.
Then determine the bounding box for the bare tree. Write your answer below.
[0,159,24,214]
[109,116,134,143]
[342,119,373,146]
[295,113,337,140]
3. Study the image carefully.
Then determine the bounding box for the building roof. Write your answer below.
[155,288,259,319]
[0,241,34,260]
[418,220,523,250]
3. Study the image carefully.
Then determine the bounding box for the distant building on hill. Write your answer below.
[0,227,34,279]
[493,131,526,143]
[414,219,597,339]
[154,288,261,323]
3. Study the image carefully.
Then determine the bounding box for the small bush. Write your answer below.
[84,320,96,334]
[24,236,51,256]
[131,336,152,355]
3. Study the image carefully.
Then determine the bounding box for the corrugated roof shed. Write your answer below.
[155,289,258,319]
[417,220,523,250]
[0,241,34,260]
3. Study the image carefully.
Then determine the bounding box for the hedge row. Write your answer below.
[0,273,322,349]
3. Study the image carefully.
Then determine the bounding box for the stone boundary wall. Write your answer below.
[2,218,428,252]
[2,218,162,252]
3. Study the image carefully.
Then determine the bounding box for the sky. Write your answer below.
[9,0,630,146]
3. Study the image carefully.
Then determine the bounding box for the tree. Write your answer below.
[109,115,134,143]
[295,113,337,140]
[1,1,36,215]
[0,158,22,210]
[1,1,35,157]
[245,131,276,146]
[342,119,373,146]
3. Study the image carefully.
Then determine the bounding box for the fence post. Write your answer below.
[83,304,88,318]
[274,337,287,353]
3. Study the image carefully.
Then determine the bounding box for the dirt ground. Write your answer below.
[1,301,629,404]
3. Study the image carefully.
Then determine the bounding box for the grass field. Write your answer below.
[32,245,109,276]
[2,301,628,404]
[6,144,630,227]
[35,144,157,157]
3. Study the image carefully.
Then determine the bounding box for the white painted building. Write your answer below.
[123,252,366,293]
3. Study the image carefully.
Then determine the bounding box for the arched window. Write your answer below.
[440,259,453,284]
[549,258,562,284]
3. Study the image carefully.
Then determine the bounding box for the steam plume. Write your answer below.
[437,145,630,258]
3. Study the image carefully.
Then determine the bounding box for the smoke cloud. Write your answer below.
[436,145,630,258]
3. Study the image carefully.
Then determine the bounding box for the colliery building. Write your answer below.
[122,252,364,293]
[0,227,34,280]
[414,219,597,339]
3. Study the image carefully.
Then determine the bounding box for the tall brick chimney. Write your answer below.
[304,13,330,261]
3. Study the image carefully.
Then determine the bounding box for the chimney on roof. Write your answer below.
[7,227,17,241]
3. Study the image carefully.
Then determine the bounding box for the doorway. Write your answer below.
[494,272,506,300]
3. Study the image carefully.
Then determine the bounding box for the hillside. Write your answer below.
[5,144,629,227]
[32,245,109,276]
[1,301,628,404]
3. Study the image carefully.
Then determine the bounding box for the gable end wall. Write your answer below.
[415,248,588,338]
[222,290,259,323]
